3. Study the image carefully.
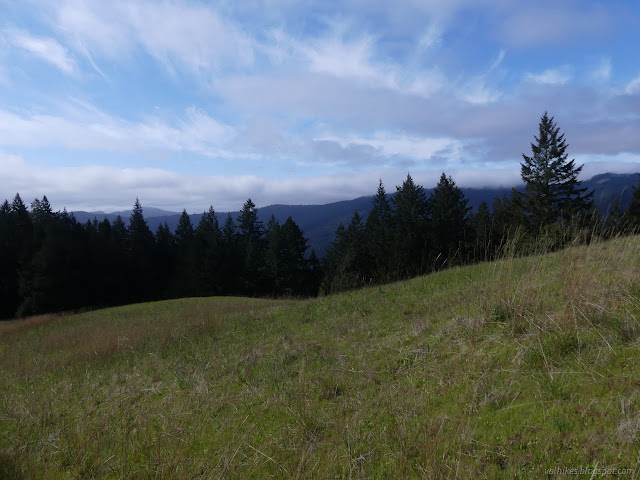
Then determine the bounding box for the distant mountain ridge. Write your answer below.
[71,172,638,255]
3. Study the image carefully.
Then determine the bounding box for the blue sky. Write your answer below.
[1,0,640,212]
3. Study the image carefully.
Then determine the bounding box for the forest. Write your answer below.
[1,113,640,320]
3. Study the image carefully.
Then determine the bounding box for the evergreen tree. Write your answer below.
[322,212,370,293]
[7,194,34,316]
[322,223,347,294]
[427,173,471,268]
[112,215,128,242]
[391,174,429,276]
[11,193,33,261]
[0,200,18,318]
[264,215,282,296]
[279,216,310,295]
[175,209,194,246]
[194,207,222,296]
[471,201,492,261]
[364,180,393,280]
[605,198,628,235]
[173,210,197,296]
[491,193,522,249]
[237,199,265,294]
[128,198,156,301]
[155,222,176,297]
[518,112,594,231]
[626,174,640,229]
[31,196,53,224]
[305,250,322,297]
[220,214,240,294]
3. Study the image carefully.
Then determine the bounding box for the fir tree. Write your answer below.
[471,201,491,261]
[364,180,393,279]
[427,173,471,267]
[175,209,194,247]
[391,174,429,276]
[127,198,156,301]
[518,112,594,231]
[31,195,53,224]
[237,199,265,294]
[193,207,222,296]
[155,222,176,297]
[0,200,18,318]
[279,216,310,295]
[605,198,628,235]
[173,210,197,296]
[321,212,370,293]
[220,214,240,294]
[626,174,640,229]
[264,215,282,296]
[305,249,322,296]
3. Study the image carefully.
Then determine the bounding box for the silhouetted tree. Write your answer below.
[391,174,429,276]
[194,207,222,296]
[155,222,176,297]
[471,201,492,261]
[220,214,240,294]
[128,198,156,301]
[322,211,370,293]
[237,199,265,294]
[364,180,393,280]
[427,173,471,268]
[626,174,640,229]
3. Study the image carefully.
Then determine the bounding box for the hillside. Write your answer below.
[1,236,640,478]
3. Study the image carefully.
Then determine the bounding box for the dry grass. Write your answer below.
[0,313,62,339]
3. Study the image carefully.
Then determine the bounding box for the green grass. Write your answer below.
[2,236,640,478]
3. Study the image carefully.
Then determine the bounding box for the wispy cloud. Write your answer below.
[625,75,640,95]
[0,105,234,157]
[5,28,76,74]
[270,25,446,98]
[591,58,612,83]
[51,0,255,76]
[525,66,573,85]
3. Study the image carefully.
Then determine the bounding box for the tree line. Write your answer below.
[321,113,640,293]
[0,197,321,319]
[2,113,640,319]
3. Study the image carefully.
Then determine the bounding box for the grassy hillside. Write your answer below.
[2,236,640,478]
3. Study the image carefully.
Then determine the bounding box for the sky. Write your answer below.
[1,0,640,213]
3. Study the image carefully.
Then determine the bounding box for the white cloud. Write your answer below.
[625,75,640,95]
[318,133,463,164]
[525,66,573,85]
[0,105,235,157]
[271,26,446,98]
[121,1,255,73]
[591,58,612,83]
[460,79,502,105]
[418,22,443,51]
[5,28,76,74]
[459,50,505,104]
[51,0,255,75]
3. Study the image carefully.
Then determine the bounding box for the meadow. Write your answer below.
[1,235,640,478]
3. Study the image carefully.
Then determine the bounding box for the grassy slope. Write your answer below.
[1,237,640,479]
